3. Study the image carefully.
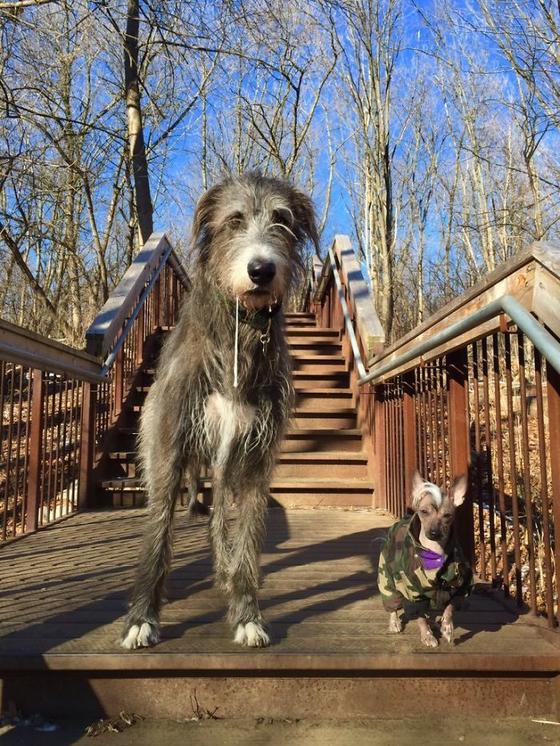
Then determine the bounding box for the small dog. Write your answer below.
[121,172,318,650]
[377,470,472,647]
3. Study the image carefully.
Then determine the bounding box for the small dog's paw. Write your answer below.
[388,613,402,634]
[121,621,160,649]
[420,628,438,648]
[234,621,270,648]
[441,619,454,645]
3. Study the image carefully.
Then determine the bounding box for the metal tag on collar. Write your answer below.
[260,306,273,354]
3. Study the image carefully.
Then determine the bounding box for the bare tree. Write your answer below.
[329,0,404,339]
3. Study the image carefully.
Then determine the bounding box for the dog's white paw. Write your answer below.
[234,621,270,648]
[388,612,402,634]
[441,618,454,645]
[420,628,439,648]
[121,622,160,649]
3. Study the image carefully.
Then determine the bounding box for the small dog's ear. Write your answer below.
[411,469,425,509]
[290,188,320,257]
[450,474,469,506]
[191,182,224,258]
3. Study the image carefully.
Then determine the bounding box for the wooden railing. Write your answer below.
[0,233,188,542]
[309,237,560,626]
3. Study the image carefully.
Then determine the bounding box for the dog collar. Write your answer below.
[417,547,446,571]
[231,301,282,332]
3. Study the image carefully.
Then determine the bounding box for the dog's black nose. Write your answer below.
[428,529,442,541]
[247,259,276,286]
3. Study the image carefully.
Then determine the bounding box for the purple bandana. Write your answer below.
[418,548,445,571]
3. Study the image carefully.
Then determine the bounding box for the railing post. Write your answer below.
[154,275,161,329]
[447,348,474,563]
[545,361,560,625]
[78,381,97,509]
[114,347,124,417]
[26,368,44,533]
[373,384,387,510]
[135,303,145,367]
[402,372,417,509]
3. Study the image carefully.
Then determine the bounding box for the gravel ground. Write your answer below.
[1,716,560,746]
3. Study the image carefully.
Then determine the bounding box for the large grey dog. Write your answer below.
[122,172,318,649]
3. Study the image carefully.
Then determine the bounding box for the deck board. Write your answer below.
[1,507,559,672]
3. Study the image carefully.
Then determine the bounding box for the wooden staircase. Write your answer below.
[98,311,374,508]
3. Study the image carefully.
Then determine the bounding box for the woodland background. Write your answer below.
[0,0,559,346]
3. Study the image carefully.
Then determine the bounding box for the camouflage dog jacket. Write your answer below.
[377,514,473,618]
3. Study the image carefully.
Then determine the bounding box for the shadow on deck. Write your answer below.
[1,508,559,721]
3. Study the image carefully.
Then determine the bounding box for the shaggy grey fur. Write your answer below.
[121,172,318,649]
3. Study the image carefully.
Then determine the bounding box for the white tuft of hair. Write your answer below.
[411,470,443,508]
[421,482,443,507]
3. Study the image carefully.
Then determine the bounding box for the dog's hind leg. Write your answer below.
[228,485,270,648]
[186,462,209,517]
[121,394,184,649]
[388,610,402,633]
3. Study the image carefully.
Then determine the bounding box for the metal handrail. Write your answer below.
[0,319,102,382]
[0,233,189,382]
[316,239,560,387]
[327,246,368,380]
[85,233,189,359]
[100,246,172,374]
[358,294,560,385]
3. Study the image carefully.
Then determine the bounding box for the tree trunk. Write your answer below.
[124,0,153,247]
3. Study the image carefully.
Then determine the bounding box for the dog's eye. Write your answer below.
[443,513,452,519]
[420,509,429,516]
[271,209,292,227]
[227,211,244,227]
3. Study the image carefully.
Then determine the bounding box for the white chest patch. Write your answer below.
[204,392,255,467]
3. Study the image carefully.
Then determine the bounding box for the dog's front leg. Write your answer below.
[440,603,454,644]
[209,470,231,591]
[417,616,438,648]
[121,486,179,649]
[228,485,270,648]
[121,394,183,649]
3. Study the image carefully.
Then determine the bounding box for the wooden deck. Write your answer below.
[1,508,560,719]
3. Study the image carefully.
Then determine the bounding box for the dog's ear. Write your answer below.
[191,182,224,260]
[290,188,320,257]
[411,469,426,509]
[449,474,469,507]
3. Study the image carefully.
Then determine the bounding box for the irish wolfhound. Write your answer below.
[121,172,318,649]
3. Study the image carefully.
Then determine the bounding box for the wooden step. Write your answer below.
[100,475,373,508]
[284,313,316,322]
[266,479,373,507]
[137,370,352,391]
[132,385,355,401]
[283,428,363,452]
[288,338,343,354]
[143,358,349,378]
[123,406,357,429]
[106,451,370,480]
[283,320,317,329]
[291,357,347,374]
[275,452,368,478]
[292,370,350,389]
[284,327,340,338]
[111,427,363,454]
[295,388,354,410]
[292,408,357,429]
